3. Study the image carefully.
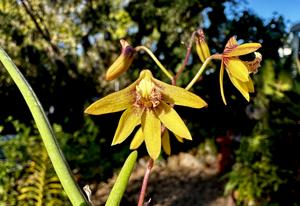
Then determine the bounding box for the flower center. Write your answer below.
[244,52,262,74]
[135,78,162,109]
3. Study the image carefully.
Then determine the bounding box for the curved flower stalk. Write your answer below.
[85,70,207,159]
[0,48,88,206]
[105,39,136,81]
[219,37,262,105]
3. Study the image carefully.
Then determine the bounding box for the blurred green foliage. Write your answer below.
[225,134,286,205]
[225,58,300,205]
[0,117,129,205]
[0,0,299,205]
[54,116,130,181]
[0,118,71,205]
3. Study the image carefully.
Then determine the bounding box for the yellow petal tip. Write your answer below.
[84,106,93,114]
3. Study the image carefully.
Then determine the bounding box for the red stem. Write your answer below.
[137,158,154,206]
[173,31,197,85]
[137,30,199,206]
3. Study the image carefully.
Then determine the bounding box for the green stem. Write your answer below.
[185,54,221,90]
[105,151,138,206]
[135,46,173,80]
[0,47,88,206]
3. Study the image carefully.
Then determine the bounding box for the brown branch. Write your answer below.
[28,0,52,41]
[20,0,60,55]
[173,31,197,85]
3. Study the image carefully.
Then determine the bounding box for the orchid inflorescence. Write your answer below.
[85,29,262,160]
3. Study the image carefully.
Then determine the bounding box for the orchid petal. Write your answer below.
[153,79,207,108]
[112,106,141,145]
[219,61,227,105]
[227,74,250,101]
[155,102,192,140]
[142,110,161,160]
[225,36,238,49]
[247,78,255,93]
[226,58,249,82]
[84,84,136,115]
[226,43,261,57]
[130,127,144,149]
[162,130,171,155]
[174,134,184,143]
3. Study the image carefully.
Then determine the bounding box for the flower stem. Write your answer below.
[135,46,173,81]
[173,31,196,85]
[185,54,222,91]
[137,158,154,206]
[0,47,88,206]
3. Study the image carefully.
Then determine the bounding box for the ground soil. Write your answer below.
[90,151,233,206]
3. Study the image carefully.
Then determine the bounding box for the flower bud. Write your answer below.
[105,39,136,81]
[195,29,211,63]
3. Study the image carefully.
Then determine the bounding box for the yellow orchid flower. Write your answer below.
[219,37,262,105]
[85,70,207,160]
[105,39,136,81]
